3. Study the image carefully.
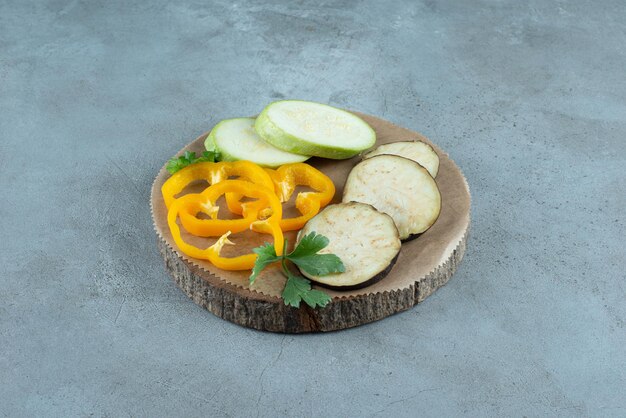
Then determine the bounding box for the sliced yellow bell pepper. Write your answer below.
[264,163,335,231]
[167,180,283,270]
[161,160,274,214]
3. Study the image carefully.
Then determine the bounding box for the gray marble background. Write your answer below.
[1,0,625,416]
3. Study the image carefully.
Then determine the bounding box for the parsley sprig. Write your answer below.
[250,232,345,308]
[166,150,220,174]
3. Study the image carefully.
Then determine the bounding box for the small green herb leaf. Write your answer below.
[288,253,345,276]
[301,288,332,308]
[281,273,306,308]
[287,232,329,258]
[249,243,280,284]
[287,232,345,276]
[200,151,218,161]
[166,150,220,174]
[281,273,332,309]
[166,157,186,174]
[250,232,340,309]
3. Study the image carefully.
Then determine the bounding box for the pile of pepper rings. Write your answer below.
[162,160,335,271]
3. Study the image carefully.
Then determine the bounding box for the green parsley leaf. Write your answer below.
[250,232,340,309]
[166,150,220,174]
[286,232,345,276]
[282,273,331,309]
[281,272,308,308]
[166,158,185,174]
[288,253,345,276]
[249,243,280,284]
[287,231,329,258]
[199,151,219,162]
[301,288,332,308]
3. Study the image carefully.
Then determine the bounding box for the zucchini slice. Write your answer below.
[363,140,439,177]
[296,202,401,290]
[342,155,441,240]
[254,100,376,159]
[205,118,310,167]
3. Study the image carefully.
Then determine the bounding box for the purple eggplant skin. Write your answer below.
[304,252,400,292]
[402,233,421,243]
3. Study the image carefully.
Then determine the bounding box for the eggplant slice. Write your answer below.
[296,202,401,290]
[342,155,441,240]
[363,140,439,178]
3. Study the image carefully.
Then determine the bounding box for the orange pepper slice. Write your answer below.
[167,180,283,270]
[161,160,274,214]
[264,163,335,231]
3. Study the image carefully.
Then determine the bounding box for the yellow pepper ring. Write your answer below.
[172,193,265,237]
[264,163,336,232]
[178,184,274,237]
[161,160,275,214]
[167,180,284,270]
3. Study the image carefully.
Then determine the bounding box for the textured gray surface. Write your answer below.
[1,0,625,416]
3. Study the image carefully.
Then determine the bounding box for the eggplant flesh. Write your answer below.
[342,155,441,240]
[296,202,401,290]
[363,140,439,178]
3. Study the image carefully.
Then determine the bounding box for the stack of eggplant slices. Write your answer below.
[207,100,442,290]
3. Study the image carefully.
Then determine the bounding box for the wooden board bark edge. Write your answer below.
[157,224,469,333]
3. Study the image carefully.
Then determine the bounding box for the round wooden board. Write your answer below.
[151,112,470,333]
